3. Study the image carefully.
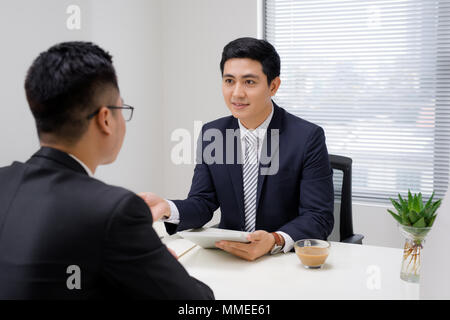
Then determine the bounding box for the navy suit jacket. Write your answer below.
[166,103,334,243]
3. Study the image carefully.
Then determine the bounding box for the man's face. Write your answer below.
[222,58,279,128]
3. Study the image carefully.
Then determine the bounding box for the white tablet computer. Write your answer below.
[178,227,250,249]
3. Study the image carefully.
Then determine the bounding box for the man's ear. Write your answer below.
[269,76,281,96]
[95,107,113,135]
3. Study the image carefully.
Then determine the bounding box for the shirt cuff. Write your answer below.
[277,231,294,253]
[161,199,180,224]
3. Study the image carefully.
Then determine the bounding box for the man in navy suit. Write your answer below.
[140,37,334,261]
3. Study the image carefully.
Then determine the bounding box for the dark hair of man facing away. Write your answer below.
[24,41,118,146]
[219,37,281,85]
[0,42,214,299]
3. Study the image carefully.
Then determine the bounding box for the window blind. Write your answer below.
[265,0,450,203]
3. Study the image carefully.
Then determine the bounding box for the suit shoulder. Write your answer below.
[202,114,236,131]
[26,160,140,212]
[0,161,23,174]
[74,175,138,206]
[282,108,323,136]
[0,161,32,184]
[56,174,152,228]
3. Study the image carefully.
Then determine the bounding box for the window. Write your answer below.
[265,0,450,203]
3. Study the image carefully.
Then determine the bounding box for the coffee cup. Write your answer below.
[294,239,330,269]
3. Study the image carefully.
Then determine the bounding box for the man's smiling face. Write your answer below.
[222,58,280,129]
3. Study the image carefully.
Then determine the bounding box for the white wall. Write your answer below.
[160,0,259,200]
[0,0,164,194]
[352,202,404,248]
[0,0,91,169]
[90,0,164,194]
[420,181,450,299]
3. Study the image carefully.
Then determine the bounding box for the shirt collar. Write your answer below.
[238,103,274,141]
[68,153,94,177]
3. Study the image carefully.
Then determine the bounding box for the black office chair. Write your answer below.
[329,154,364,244]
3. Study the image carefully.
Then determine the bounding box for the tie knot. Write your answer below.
[244,131,258,148]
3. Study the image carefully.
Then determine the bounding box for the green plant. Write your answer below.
[388,190,442,282]
[388,190,441,228]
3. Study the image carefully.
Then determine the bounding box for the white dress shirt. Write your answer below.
[164,104,294,253]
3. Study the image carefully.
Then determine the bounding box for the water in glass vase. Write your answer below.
[399,224,431,283]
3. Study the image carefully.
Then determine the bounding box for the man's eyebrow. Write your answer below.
[222,74,260,79]
[242,74,259,79]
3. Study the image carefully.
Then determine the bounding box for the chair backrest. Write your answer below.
[328,154,359,243]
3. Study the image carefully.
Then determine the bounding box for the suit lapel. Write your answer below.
[225,119,246,228]
[255,103,285,213]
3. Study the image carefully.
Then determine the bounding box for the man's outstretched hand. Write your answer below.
[138,192,170,222]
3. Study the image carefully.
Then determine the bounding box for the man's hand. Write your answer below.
[215,230,276,261]
[167,246,178,260]
[138,192,170,222]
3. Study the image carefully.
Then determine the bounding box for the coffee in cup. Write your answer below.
[294,239,330,269]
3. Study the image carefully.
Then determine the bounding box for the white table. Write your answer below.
[165,236,419,299]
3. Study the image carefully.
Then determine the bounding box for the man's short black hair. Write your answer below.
[220,37,280,85]
[25,41,118,144]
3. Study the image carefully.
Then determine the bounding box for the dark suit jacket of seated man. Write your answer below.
[165,101,335,243]
[0,42,213,300]
[0,147,212,299]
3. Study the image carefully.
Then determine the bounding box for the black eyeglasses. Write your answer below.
[86,104,134,122]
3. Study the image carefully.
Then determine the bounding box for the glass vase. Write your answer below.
[398,224,431,283]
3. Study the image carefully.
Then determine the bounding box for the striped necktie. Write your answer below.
[243,131,259,232]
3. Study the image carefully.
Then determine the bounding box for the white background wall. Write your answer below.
[0,0,427,249]
[0,0,164,194]
[0,0,90,173]
[160,0,258,199]
[90,0,164,194]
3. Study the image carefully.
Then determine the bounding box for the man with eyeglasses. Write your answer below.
[0,42,214,300]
